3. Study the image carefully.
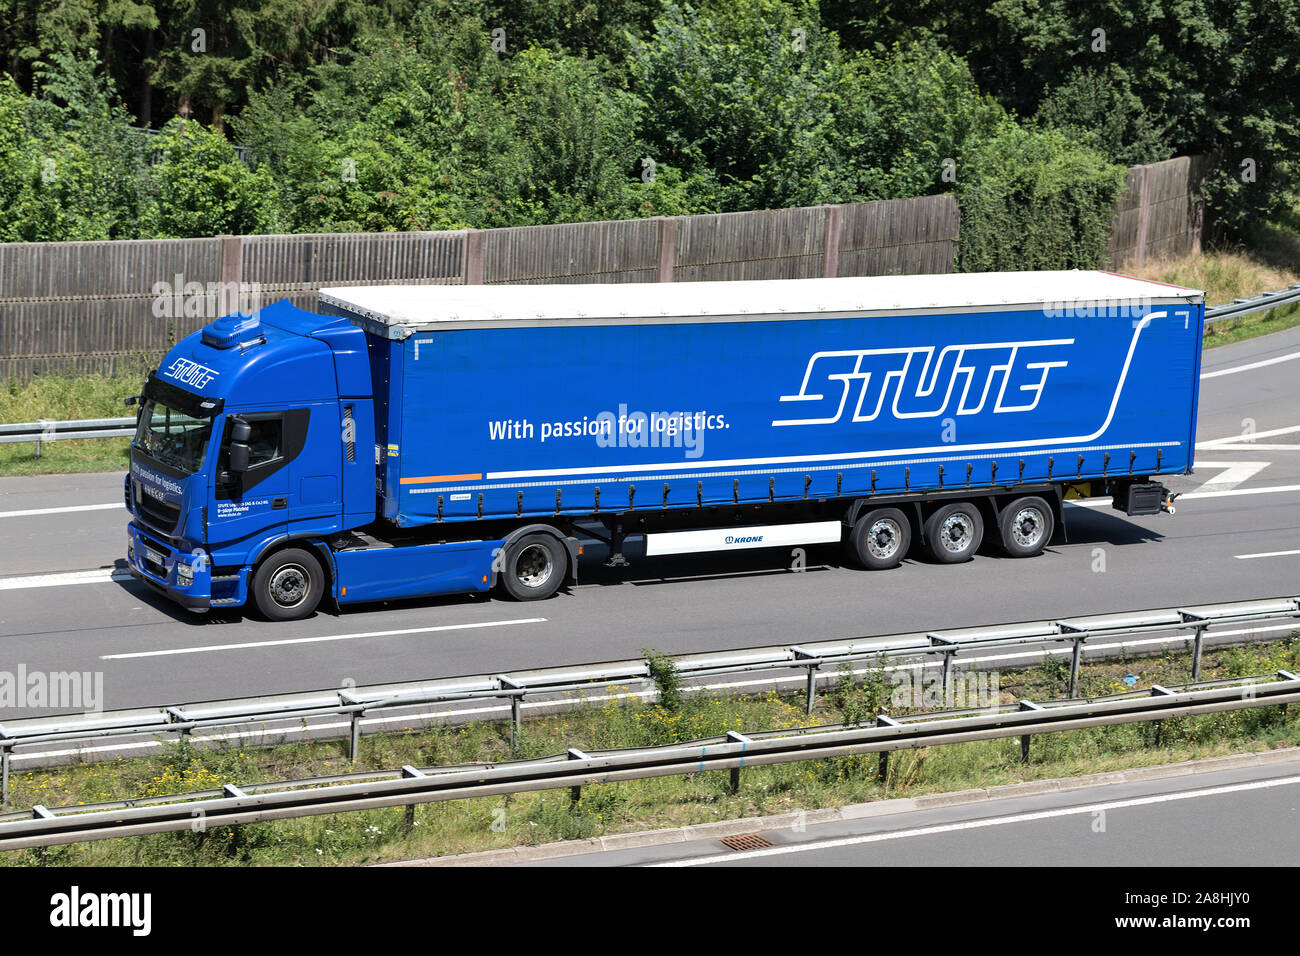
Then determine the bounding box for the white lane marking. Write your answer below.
[1178,483,1300,500]
[1199,424,1300,447]
[1201,350,1300,380]
[1065,483,1300,508]
[651,774,1300,866]
[0,568,132,590]
[15,621,1293,765]
[1196,444,1299,452]
[0,502,120,519]
[1189,461,1270,493]
[100,618,547,659]
[1235,549,1300,560]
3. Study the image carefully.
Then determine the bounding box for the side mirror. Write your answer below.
[124,395,140,407]
[222,417,252,480]
[228,442,250,473]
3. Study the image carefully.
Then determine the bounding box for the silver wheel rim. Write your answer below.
[1011,507,1046,548]
[269,564,309,609]
[515,543,554,590]
[867,518,902,559]
[939,513,976,553]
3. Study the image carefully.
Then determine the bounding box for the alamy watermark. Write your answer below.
[152,275,264,319]
[890,667,1001,710]
[0,665,103,712]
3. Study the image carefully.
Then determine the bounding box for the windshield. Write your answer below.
[133,399,213,474]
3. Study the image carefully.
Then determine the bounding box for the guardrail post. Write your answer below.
[349,710,362,764]
[928,634,958,704]
[1277,671,1297,718]
[401,766,424,830]
[1149,685,1175,747]
[500,677,524,751]
[1,744,10,811]
[1018,700,1044,762]
[1178,611,1211,682]
[726,731,750,794]
[1191,623,1208,682]
[792,647,820,713]
[567,749,589,805]
[1069,637,1084,698]
[876,715,900,783]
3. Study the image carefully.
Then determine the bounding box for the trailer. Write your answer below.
[123,271,1204,620]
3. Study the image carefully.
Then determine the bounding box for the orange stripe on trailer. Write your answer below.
[399,474,482,484]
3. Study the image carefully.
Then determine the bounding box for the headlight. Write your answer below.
[176,562,193,586]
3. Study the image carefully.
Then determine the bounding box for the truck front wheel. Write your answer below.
[499,533,567,601]
[252,548,324,621]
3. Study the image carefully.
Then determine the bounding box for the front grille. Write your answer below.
[135,480,181,532]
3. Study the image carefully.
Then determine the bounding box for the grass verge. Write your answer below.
[0,364,149,478]
[1134,246,1300,348]
[3,635,1296,867]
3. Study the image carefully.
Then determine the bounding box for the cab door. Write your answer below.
[208,410,300,552]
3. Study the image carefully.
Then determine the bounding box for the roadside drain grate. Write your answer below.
[719,833,773,852]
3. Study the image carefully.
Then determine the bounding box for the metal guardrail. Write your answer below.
[1,670,1296,851]
[2,596,1296,810]
[0,417,135,455]
[2,284,1294,451]
[1205,283,1300,322]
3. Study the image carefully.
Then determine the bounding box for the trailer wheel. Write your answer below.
[499,533,567,601]
[923,502,983,563]
[848,507,912,569]
[252,548,324,621]
[998,496,1054,558]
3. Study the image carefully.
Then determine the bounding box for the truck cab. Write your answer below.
[125,302,377,617]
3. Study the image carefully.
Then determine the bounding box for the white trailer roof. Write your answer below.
[318,270,1203,334]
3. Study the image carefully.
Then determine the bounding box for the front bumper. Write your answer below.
[126,522,211,612]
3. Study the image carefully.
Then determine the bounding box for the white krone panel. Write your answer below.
[645,521,844,557]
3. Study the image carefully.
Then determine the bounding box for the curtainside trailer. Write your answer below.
[123,271,1204,620]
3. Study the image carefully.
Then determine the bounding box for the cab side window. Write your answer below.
[246,418,283,468]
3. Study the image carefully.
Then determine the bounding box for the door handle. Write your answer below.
[272,497,287,510]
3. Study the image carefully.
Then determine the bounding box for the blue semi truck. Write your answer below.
[123,271,1204,620]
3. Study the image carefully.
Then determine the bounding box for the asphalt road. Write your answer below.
[531,750,1300,867]
[0,328,1296,712]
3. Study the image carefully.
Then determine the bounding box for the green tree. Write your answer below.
[0,53,148,241]
[140,116,276,236]
[956,122,1127,272]
[1034,65,1172,167]
[629,0,844,211]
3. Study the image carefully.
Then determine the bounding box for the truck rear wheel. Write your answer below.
[999,496,1054,558]
[499,533,567,601]
[252,548,324,621]
[923,502,983,563]
[848,507,912,569]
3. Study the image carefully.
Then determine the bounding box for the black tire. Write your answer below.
[998,495,1054,558]
[251,547,324,621]
[848,507,912,570]
[923,501,983,563]
[499,533,567,601]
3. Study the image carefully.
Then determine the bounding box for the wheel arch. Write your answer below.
[249,534,337,604]
[491,523,579,588]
